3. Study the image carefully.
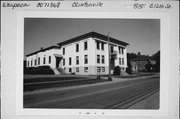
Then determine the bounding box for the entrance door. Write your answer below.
[55,57,61,68]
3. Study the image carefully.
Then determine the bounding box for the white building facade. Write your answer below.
[26,32,129,75]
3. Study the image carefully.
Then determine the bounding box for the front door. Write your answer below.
[55,57,61,68]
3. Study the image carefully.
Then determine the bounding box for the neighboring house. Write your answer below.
[130,55,156,72]
[26,31,129,75]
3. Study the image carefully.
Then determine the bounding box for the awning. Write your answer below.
[54,54,63,57]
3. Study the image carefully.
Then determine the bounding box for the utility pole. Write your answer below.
[108,33,112,81]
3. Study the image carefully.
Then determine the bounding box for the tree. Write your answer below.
[145,60,153,72]
[126,61,132,74]
[153,51,160,72]
[113,66,121,75]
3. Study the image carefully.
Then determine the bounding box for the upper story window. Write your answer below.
[63,48,65,55]
[122,48,124,54]
[84,55,88,64]
[97,55,100,63]
[76,44,79,52]
[27,61,29,67]
[101,43,104,50]
[69,57,72,65]
[76,56,79,65]
[111,46,114,53]
[97,41,100,50]
[63,58,65,66]
[84,41,88,50]
[118,46,121,54]
[49,56,51,64]
[102,55,105,64]
[119,46,124,54]
[31,60,33,66]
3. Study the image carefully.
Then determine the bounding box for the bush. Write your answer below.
[24,66,54,75]
[113,66,121,75]
[24,67,37,74]
[126,67,132,74]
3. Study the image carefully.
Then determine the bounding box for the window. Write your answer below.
[97,55,100,63]
[76,67,79,72]
[84,55,88,64]
[38,57,40,65]
[122,58,124,65]
[31,60,33,66]
[97,41,100,50]
[84,41,88,50]
[122,48,124,54]
[84,67,88,72]
[43,57,46,64]
[63,58,65,66]
[101,42,104,50]
[27,61,29,67]
[118,46,121,54]
[102,55,105,64]
[76,56,79,65]
[119,58,121,65]
[111,46,114,53]
[63,48,65,55]
[69,68,72,73]
[102,67,105,72]
[34,59,36,66]
[97,67,101,72]
[76,44,79,52]
[69,57,72,65]
[49,56,51,64]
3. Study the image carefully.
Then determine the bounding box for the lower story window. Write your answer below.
[101,67,105,72]
[84,67,88,72]
[76,67,79,72]
[97,67,101,72]
[69,68,72,73]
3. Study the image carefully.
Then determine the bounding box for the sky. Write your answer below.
[24,18,160,57]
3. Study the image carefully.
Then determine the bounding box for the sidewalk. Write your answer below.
[128,91,159,109]
[24,74,159,95]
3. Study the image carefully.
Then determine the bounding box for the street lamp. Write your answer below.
[108,33,112,81]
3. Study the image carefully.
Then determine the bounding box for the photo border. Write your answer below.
[16,11,169,117]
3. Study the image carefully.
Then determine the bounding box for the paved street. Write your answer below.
[24,75,159,109]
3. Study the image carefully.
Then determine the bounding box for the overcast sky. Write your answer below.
[24,18,160,57]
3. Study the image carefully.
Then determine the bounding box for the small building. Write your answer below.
[130,55,156,72]
[26,31,129,75]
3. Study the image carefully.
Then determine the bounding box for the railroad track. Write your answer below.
[104,86,159,109]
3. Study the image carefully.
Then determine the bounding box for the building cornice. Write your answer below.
[57,31,129,47]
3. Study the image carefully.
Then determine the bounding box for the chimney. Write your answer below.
[138,52,141,56]
[40,47,44,50]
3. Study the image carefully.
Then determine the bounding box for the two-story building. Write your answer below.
[26,31,129,75]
